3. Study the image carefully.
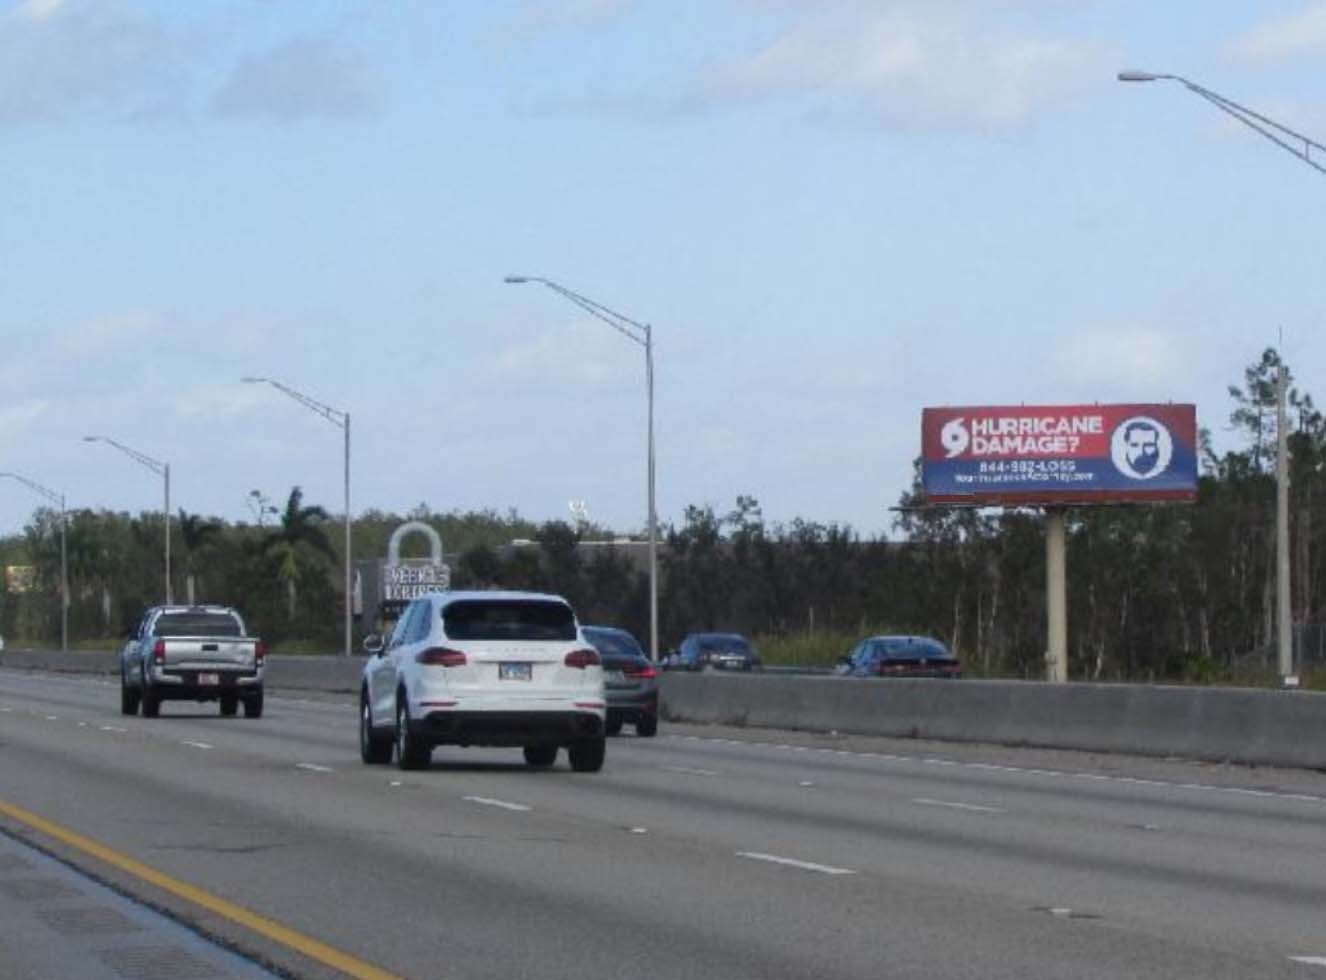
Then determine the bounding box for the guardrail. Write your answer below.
[7,649,1326,769]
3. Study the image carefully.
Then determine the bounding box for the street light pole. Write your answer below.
[243,377,353,658]
[1119,70,1325,685]
[82,436,171,605]
[504,275,661,663]
[0,472,67,652]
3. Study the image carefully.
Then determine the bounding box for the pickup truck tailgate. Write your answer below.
[163,637,255,669]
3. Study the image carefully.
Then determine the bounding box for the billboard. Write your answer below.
[922,404,1198,505]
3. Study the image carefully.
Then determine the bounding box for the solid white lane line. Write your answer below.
[736,852,856,876]
[181,741,213,750]
[463,796,531,812]
[296,763,334,773]
[669,734,1326,807]
[913,797,1007,814]
[1290,957,1326,967]
[662,766,719,777]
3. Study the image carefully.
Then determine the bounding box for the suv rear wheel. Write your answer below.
[568,736,605,773]
[395,697,430,770]
[523,744,558,767]
[636,715,658,738]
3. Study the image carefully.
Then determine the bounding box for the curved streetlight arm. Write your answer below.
[505,276,649,348]
[0,471,61,506]
[1119,70,1326,175]
[82,435,165,475]
[242,376,354,658]
[242,377,347,429]
[2,471,70,652]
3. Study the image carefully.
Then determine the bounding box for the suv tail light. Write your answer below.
[152,639,166,665]
[417,647,467,667]
[626,663,657,680]
[564,648,600,669]
[254,640,266,668]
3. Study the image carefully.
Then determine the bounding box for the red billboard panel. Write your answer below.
[922,404,1198,505]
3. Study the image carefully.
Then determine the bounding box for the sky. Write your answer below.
[2,0,1325,545]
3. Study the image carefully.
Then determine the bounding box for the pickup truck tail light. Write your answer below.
[416,647,467,667]
[254,640,266,668]
[564,648,601,669]
[152,639,166,665]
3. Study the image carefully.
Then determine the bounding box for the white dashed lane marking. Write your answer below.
[736,852,856,876]
[463,796,532,812]
[1290,956,1326,967]
[662,766,719,777]
[296,763,334,773]
[913,797,1007,815]
[181,741,213,750]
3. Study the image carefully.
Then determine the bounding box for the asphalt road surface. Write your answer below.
[3,668,1326,979]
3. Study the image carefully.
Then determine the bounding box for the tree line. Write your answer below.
[3,350,1320,682]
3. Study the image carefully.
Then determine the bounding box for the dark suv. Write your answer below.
[581,626,659,737]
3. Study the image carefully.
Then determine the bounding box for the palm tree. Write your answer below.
[178,510,223,605]
[264,487,335,620]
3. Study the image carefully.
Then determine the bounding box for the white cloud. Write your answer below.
[500,0,630,43]
[1229,3,1326,63]
[700,6,1106,131]
[488,319,639,389]
[0,398,50,438]
[210,37,384,122]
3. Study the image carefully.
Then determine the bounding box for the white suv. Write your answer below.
[360,591,606,772]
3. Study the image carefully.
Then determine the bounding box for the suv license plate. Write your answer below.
[499,663,532,681]
[198,672,219,686]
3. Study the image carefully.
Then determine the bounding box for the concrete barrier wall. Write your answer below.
[656,673,1326,770]
[0,649,366,693]
[6,650,1326,769]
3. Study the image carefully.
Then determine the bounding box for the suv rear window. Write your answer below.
[443,600,577,641]
[153,613,242,638]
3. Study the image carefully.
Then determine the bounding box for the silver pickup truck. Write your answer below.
[119,605,265,718]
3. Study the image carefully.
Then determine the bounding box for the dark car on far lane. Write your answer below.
[834,635,961,679]
[666,632,762,672]
[581,626,659,737]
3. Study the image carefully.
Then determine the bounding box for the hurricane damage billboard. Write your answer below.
[922,404,1198,505]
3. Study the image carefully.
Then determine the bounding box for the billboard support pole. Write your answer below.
[1045,508,1068,683]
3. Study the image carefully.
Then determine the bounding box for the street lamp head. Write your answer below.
[503,275,531,284]
[240,376,267,384]
[1118,70,1165,82]
[82,435,101,443]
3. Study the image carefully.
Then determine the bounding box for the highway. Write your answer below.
[2,668,1326,979]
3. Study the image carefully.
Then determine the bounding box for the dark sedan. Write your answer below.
[581,625,659,737]
[835,635,961,678]
[667,632,762,672]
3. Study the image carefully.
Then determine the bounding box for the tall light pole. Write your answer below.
[83,436,171,605]
[0,472,67,652]
[1119,70,1326,685]
[504,275,660,663]
[243,378,353,658]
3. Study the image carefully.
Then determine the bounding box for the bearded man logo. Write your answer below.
[1110,416,1173,480]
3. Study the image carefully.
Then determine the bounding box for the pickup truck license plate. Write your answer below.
[499,663,531,681]
[197,672,219,686]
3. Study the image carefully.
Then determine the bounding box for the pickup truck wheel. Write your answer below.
[395,698,430,770]
[635,715,658,738]
[140,667,160,718]
[242,691,264,719]
[568,736,606,773]
[219,696,238,717]
[360,697,393,765]
[120,673,140,716]
[523,744,558,767]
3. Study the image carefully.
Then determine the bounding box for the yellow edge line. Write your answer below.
[0,796,400,980]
